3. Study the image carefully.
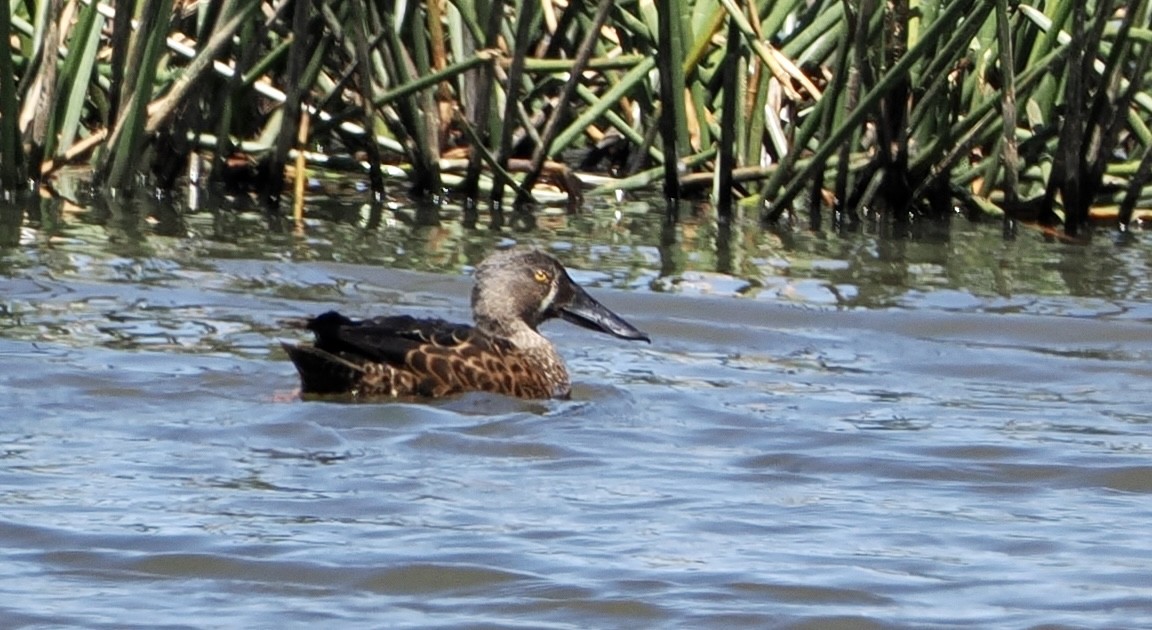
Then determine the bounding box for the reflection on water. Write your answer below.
[2,186,1152,627]
[6,183,1152,312]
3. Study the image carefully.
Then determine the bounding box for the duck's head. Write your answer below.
[471,249,650,343]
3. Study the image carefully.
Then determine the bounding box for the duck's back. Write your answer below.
[282,311,567,399]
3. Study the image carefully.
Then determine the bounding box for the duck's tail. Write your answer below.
[280,342,366,394]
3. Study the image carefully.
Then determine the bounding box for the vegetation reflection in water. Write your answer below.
[5,183,1152,311]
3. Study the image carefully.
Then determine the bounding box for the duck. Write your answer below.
[281,248,650,399]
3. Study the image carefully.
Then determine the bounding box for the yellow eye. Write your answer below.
[533,269,551,284]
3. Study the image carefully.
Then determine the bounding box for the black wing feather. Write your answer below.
[306,310,495,366]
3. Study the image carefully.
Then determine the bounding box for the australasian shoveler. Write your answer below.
[281,248,650,400]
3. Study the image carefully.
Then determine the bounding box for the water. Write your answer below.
[2,193,1152,628]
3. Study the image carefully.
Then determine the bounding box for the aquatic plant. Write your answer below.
[0,0,1149,234]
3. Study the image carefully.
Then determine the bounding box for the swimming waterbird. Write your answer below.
[282,249,650,399]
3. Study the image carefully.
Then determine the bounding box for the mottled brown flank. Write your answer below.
[321,334,555,399]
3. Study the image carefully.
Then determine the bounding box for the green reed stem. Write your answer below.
[0,0,23,190]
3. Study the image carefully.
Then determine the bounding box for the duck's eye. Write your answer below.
[533,269,551,284]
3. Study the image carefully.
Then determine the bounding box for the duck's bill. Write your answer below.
[560,286,651,343]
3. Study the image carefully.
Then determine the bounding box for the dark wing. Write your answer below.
[306,311,485,365]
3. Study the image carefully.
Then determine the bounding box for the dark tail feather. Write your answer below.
[281,342,365,394]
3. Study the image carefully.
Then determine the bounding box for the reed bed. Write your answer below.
[1,0,1150,234]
